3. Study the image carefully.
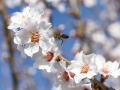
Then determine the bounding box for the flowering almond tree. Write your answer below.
[1,0,120,90]
[7,2,120,90]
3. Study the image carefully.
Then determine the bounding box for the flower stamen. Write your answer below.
[31,32,40,43]
[45,52,54,62]
[81,64,89,73]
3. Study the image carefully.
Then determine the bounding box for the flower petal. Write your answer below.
[24,43,39,56]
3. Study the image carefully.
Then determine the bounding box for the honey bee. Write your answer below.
[54,32,69,45]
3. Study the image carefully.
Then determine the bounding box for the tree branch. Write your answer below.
[0,1,18,90]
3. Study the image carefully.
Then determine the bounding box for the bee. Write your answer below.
[54,32,69,45]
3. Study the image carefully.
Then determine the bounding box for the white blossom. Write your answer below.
[108,22,120,39]
[8,6,54,56]
[95,56,120,78]
[33,45,62,73]
[83,0,96,8]
[68,52,97,84]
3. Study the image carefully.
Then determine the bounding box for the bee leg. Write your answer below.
[60,39,64,46]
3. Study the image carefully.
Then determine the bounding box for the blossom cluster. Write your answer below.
[8,5,120,90]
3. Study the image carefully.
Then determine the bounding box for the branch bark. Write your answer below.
[0,1,18,90]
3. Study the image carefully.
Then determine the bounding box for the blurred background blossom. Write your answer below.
[0,0,120,90]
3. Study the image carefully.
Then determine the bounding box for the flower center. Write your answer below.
[45,52,54,62]
[81,64,89,73]
[62,71,75,82]
[63,71,69,81]
[31,32,40,43]
[102,65,110,74]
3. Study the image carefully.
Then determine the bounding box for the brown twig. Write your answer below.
[91,78,109,90]
[0,1,18,90]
